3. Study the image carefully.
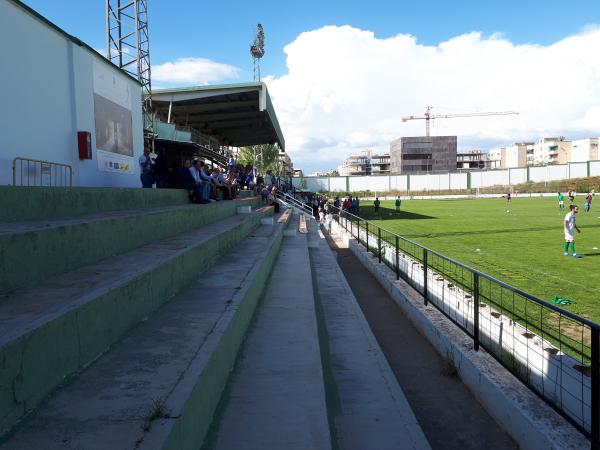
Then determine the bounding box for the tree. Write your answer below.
[237,144,280,174]
[330,170,340,176]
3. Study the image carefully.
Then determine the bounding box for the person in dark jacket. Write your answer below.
[177,160,203,203]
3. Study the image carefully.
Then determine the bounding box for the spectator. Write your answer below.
[177,160,205,203]
[138,146,155,188]
[374,197,381,213]
[260,185,270,204]
[227,154,236,171]
[212,167,232,200]
[189,160,210,203]
[199,161,217,201]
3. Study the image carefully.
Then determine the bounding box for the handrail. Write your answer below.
[275,192,314,215]
[12,157,73,187]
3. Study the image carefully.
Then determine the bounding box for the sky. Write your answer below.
[21,0,600,173]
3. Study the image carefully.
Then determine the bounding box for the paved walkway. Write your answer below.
[325,232,517,450]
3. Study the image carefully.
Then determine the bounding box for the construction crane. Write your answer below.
[402,106,519,137]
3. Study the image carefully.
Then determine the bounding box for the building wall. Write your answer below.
[570,138,599,162]
[390,136,457,174]
[1,0,144,187]
[503,145,528,168]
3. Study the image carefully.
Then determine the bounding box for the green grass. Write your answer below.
[357,196,600,326]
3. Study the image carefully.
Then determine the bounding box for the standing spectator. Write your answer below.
[585,193,592,212]
[355,197,360,214]
[374,197,381,213]
[138,146,155,188]
[227,154,236,171]
[395,195,402,212]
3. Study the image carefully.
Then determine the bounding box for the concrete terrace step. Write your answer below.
[0,197,261,294]
[307,222,431,450]
[0,206,271,436]
[0,186,194,223]
[0,217,289,450]
[205,213,331,450]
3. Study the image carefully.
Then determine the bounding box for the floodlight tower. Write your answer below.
[250,24,265,81]
[106,0,154,145]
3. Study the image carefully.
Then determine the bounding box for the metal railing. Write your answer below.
[275,191,314,216]
[327,205,599,447]
[12,157,72,187]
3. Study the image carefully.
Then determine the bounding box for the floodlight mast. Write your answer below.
[106,0,154,147]
[402,106,519,137]
[250,24,265,81]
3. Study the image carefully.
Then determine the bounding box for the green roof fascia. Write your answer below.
[152,81,264,95]
[9,0,140,85]
[262,83,285,151]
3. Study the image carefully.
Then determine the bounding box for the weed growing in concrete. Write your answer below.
[142,398,169,432]
[442,351,459,377]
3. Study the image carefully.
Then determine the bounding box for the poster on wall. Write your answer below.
[93,61,135,173]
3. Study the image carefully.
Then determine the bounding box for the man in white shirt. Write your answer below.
[563,204,581,257]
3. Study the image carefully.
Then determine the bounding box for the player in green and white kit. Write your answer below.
[557,192,564,209]
[563,205,581,257]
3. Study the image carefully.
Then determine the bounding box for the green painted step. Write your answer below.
[0,207,273,437]
[0,197,261,294]
[0,187,195,223]
[0,213,290,450]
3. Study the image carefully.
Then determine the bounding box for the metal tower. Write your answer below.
[250,24,265,81]
[106,0,154,144]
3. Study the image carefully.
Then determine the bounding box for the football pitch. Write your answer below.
[358,196,600,324]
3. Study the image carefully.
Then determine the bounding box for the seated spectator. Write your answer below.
[177,160,204,203]
[245,171,255,190]
[189,160,210,203]
[212,167,232,200]
[199,161,217,201]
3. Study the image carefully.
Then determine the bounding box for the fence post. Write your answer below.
[377,228,382,264]
[366,222,369,251]
[473,272,480,351]
[423,249,428,306]
[395,235,399,280]
[592,327,599,450]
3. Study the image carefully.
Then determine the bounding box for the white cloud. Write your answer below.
[153,57,239,86]
[265,25,600,173]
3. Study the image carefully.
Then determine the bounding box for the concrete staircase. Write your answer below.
[0,188,429,450]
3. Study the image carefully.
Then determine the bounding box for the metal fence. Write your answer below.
[12,157,72,187]
[328,205,599,447]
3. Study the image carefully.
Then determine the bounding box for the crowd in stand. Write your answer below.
[138,147,286,205]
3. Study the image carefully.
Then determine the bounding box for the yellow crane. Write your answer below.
[402,106,519,137]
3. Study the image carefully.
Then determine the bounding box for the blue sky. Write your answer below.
[19,0,600,173]
[20,0,600,81]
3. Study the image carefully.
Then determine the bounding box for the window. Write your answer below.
[402,153,433,160]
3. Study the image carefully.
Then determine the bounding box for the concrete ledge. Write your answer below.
[342,235,588,450]
[0,209,272,437]
[236,205,252,214]
[146,211,293,450]
[0,198,262,294]
[0,186,192,223]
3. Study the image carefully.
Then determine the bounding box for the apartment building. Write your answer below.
[457,150,487,170]
[570,138,599,162]
[338,150,390,176]
[532,137,571,165]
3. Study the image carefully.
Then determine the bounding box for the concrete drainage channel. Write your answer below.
[324,224,589,450]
